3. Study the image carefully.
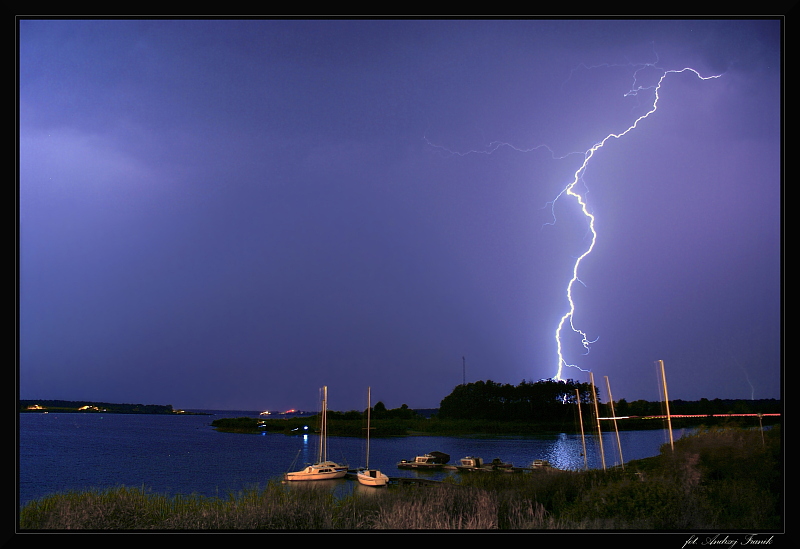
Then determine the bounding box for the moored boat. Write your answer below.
[284,463,347,480]
[457,456,484,470]
[397,451,450,469]
[356,387,389,487]
[357,467,389,486]
[284,386,348,481]
[456,456,518,472]
[489,457,514,470]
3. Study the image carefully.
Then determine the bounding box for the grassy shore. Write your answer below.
[19,424,780,530]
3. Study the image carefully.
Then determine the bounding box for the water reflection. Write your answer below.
[285,433,316,471]
[546,433,586,471]
[281,477,352,499]
[534,429,677,471]
[353,482,387,496]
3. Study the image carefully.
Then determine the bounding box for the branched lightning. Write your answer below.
[551,65,722,381]
[427,59,722,382]
[423,137,581,162]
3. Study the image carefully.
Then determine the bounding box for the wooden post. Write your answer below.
[590,372,606,470]
[658,360,674,451]
[576,388,588,470]
[605,375,624,470]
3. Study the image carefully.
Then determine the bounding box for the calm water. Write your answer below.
[18,410,688,508]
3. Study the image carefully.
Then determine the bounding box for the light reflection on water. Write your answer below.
[547,433,586,471]
[19,411,690,507]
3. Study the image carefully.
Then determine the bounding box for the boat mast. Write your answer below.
[319,386,328,463]
[365,386,371,469]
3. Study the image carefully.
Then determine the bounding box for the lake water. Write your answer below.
[18,410,689,509]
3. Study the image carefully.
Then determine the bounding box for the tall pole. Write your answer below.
[590,372,606,470]
[658,360,674,451]
[576,388,588,470]
[319,386,328,463]
[605,376,624,470]
[366,386,371,469]
[462,356,466,386]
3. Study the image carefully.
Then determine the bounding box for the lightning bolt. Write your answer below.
[426,58,722,382]
[552,65,722,381]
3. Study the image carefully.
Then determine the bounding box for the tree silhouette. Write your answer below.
[438,378,597,421]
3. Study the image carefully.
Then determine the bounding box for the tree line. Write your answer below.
[436,379,781,422]
[437,379,595,421]
[19,399,176,414]
[326,402,418,421]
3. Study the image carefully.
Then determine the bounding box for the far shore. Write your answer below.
[213,413,780,437]
[19,399,207,415]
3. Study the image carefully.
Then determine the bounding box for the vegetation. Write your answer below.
[19,424,781,530]
[616,396,782,417]
[212,401,428,436]
[438,379,781,424]
[22,385,781,436]
[438,379,594,421]
[211,417,269,434]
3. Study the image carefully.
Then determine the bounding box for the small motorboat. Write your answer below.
[397,451,450,469]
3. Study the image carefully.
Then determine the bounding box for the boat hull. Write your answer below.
[397,462,444,469]
[397,451,450,469]
[357,469,389,486]
[284,464,348,481]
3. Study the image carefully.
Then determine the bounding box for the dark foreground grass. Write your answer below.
[19,424,781,530]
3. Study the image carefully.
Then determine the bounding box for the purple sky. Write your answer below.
[18,19,782,412]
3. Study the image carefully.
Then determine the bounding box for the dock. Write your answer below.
[344,472,445,486]
[389,476,445,486]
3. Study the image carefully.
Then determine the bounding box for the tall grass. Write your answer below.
[19,424,781,530]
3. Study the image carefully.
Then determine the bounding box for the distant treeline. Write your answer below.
[328,401,419,421]
[19,400,178,415]
[211,382,781,437]
[615,396,782,417]
[213,401,421,435]
[437,379,781,422]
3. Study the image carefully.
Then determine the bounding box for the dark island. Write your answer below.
[19,399,203,415]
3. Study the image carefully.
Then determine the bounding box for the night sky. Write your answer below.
[18,19,782,412]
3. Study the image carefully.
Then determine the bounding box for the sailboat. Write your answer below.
[356,387,389,486]
[284,386,348,481]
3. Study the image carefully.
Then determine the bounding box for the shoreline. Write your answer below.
[19,399,204,415]
[214,414,781,437]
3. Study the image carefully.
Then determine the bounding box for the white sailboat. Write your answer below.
[357,387,389,486]
[284,386,348,481]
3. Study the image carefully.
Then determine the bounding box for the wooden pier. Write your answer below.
[344,472,444,486]
[389,476,445,486]
[344,461,562,486]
